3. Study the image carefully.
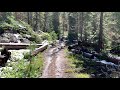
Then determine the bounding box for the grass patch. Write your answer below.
[25,53,44,78]
[75,73,90,78]
[0,52,44,78]
[66,49,91,78]
[65,69,75,73]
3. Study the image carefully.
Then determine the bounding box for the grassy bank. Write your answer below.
[65,48,91,78]
[0,52,44,78]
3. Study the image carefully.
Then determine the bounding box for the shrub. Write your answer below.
[0,52,44,78]
[25,53,44,78]
[24,52,31,59]
[0,16,22,31]
[0,60,29,78]
[49,31,57,41]
[66,49,91,78]
[40,32,51,41]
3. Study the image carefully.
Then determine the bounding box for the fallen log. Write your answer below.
[68,43,78,51]
[92,52,104,60]
[70,49,82,54]
[96,60,117,66]
[81,46,91,53]
[0,43,42,50]
[82,52,94,59]
[107,54,120,64]
[31,42,48,56]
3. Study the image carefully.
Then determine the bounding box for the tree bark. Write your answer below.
[52,12,60,39]
[62,12,66,37]
[80,12,84,41]
[98,12,104,53]
[31,43,48,56]
[34,12,40,31]
[44,12,49,32]
[68,13,78,43]
[0,43,42,50]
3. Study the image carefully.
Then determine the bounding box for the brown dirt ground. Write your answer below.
[40,47,73,78]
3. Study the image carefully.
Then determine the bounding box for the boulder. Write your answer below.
[22,34,35,41]
[1,33,11,39]
[9,36,18,43]
[20,38,30,43]
[0,38,10,43]
[23,34,31,39]
[0,33,18,43]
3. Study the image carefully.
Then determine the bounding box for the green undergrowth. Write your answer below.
[0,16,20,30]
[0,52,44,78]
[25,53,44,78]
[0,15,57,43]
[65,48,91,78]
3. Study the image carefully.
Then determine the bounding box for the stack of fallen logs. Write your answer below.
[68,43,120,78]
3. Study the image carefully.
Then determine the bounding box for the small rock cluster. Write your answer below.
[0,33,31,43]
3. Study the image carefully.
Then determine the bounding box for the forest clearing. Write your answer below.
[0,12,119,78]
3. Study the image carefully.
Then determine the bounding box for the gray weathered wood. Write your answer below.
[31,43,48,56]
[0,43,42,50]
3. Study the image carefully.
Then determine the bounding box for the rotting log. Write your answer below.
[0,43,42,50]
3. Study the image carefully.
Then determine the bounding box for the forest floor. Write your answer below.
[40,45,73,78]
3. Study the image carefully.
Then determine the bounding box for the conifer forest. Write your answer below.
[0,12,119,78]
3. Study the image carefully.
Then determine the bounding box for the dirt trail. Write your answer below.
[41,44,68,78]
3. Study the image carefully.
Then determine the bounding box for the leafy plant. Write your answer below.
[66,49,91,78]
[25,53,44,78]
[47,31,58,44]
[24,52,31,59]
[40,32,51,41]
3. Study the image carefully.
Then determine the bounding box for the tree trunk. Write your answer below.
[1,12,12,21]
[27,12,30,25]
[52,12,60,39]
[27,12,33,26]
[68,13,78,43]
[44,12,49,32]
[34,12,40,31]
[62,12,66,37]
[98,12,104,53]
[79,12,84,42]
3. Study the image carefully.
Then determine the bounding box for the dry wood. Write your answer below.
[31,41,49,56]
[0,43,42,50]
[31,43,48,56]
[107,54,120,64]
